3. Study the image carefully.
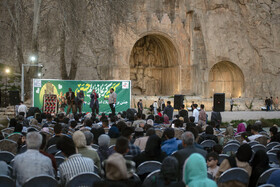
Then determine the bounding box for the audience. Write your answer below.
[13,132,54,186]
[206,152,219,179]
[161,128,182,155]
[121,127,141,156]
[216,144,252,179]
[134,128,155,151]
[198,126,218,144]
[249,150,270,187]
[173,131,207,180]
[56,135,95,186]
[46,123,62,148]
[133,134,167,167]
[1,107,280,187]
[183,153,217,187]
[97,134,114,163]
[72,130,101,170]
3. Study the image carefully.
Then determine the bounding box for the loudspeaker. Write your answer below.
[174,95,184,110]
[213,93,225,112]
[9,90,20,106]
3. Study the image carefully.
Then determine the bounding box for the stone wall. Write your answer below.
[0,0,279,100]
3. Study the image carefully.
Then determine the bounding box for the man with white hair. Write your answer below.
[173,131,207,180]
[13,132,54,186]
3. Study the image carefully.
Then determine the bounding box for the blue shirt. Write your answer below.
[161,138,182,155]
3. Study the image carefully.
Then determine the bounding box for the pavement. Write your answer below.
[205,111,280,122]
[171,110,280,122]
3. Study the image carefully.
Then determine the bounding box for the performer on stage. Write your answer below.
[66,88,76,115]
[104,88,117,115]
[76,90,84,114]
[90,89,99,115]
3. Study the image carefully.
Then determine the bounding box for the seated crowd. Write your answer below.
[0,104,280,187]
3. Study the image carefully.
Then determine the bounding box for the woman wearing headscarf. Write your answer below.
[73,131,101,171]
[163,114,169,125]
[133,134,167,167]
[183,153,217,187]
[248,150,270,187]
[235,123,246,135]
[216,144,252,180]
[97,134,115,163]
[142,156,185,187]
[223,125,234,145]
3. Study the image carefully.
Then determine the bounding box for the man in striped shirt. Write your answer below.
[56,136,95,186]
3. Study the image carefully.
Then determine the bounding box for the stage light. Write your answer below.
[5,68,10,74]
[30,55,37,62]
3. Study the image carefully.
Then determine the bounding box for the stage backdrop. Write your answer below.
[33,79,131,114]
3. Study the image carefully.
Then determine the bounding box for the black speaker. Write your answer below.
[9,90,20,106]
[213,93,225,112]
[174,95,184,110]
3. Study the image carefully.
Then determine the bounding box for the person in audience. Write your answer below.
[121,127,141,156]
[18,101,28,117]
[91,127,105,144]
[97,134,114,163]
[198,104,207,127]
[192,104,199,123]
[83,131,94,149]
[241,132,251,143]
[163,101,174,121]
[46,123,62,148]
[249,150,270,187]
[104,137,135,179]
[211,109,222,130]
[134,128,155,151]
[132,113,146,128]
[57,135,95,186]
[108,126,120,145]
[173,131,207,180]
[143,156,185,187]
[248,124,263,141]
[39,133,57,172]
[179,104,188,118]
[163,114,170,124]
[235,123,246,135]
[269,126,280,143]
[186,116,196,129]
[216,144,252,180]
[132,127,144,143]
[133,134,167,167]
[72,130,101,171]
[266,151,280,187]
[161,128,182,155]
[13,132,54,186]
[198,126,218,144]
[183,153,217,187]
[0,161,9,176]
[213,144,223,154]
[223,125,234,145]
[9,118,17,128]
[206,152,219,179]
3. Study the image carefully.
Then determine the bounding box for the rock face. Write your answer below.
[0,0,279,99]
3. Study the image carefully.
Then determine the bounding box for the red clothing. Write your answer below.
[158,112,162,117]
[40,150,57,171]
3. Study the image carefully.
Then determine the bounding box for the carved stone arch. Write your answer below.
[208,61,244,98]
[129,33,180,95]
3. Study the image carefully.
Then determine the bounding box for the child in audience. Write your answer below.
[206,152,219,179]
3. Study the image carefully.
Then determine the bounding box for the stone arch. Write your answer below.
[208,61,244,98]
[129,34,179,95]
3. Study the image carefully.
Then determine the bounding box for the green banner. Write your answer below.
[33,79,131,114]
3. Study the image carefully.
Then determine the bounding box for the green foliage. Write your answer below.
[221,118,280,128]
